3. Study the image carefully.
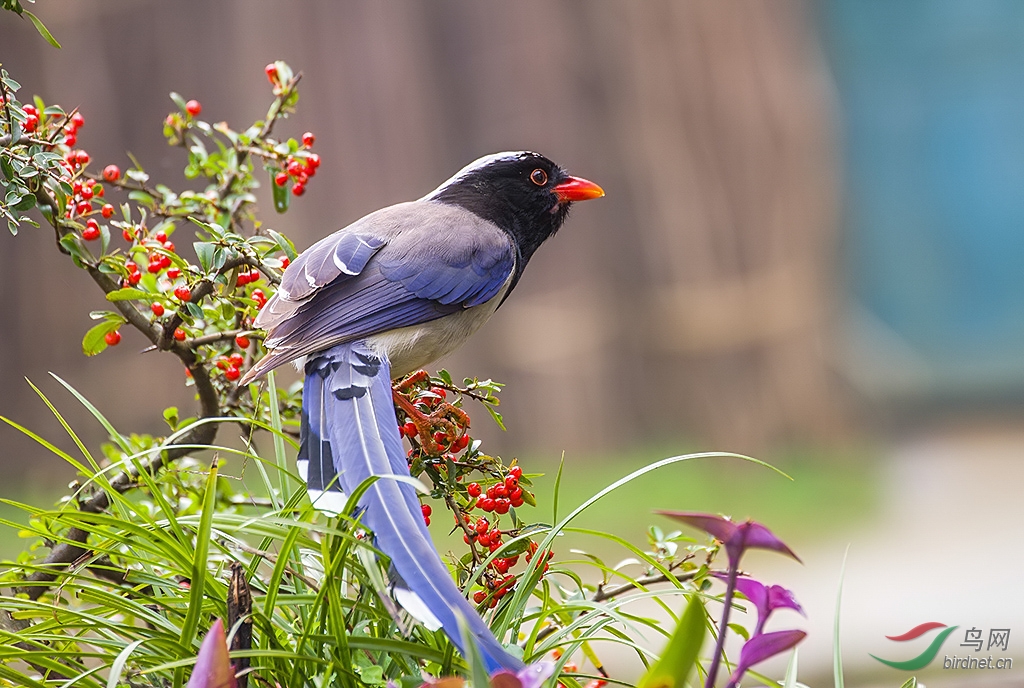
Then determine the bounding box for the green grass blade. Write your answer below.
[783,648,798,688]
[834,545,850,688]
[266,371,291,500]
[49,373,132,454]
[636,594,706,688]
[106,639,146,688]
[179,460,220,649]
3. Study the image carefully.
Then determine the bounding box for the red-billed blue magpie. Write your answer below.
[241,151,603,674]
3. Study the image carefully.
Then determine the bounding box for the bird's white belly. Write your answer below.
[365,283,509,378]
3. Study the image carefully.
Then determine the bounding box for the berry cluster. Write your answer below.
[273,133,320,197]
[392,371,552,611]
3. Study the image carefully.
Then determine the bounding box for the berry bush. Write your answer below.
[0,57,815,688]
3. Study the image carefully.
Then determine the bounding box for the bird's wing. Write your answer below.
[243,201,514,381]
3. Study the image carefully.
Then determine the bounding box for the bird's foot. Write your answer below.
[392,371,470,455]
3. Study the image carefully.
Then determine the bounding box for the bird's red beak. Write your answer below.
[553,176,605,203]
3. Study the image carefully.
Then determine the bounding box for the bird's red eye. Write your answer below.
[530,168,548,186]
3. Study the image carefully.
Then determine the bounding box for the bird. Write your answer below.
[240,151,604,674]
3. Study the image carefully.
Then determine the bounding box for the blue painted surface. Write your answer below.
[822,1,1024,392]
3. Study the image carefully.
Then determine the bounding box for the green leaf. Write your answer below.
[834,545,850,688]
[194,241,215,272]
[899,678,917,688]
[105,287,155,302]
[782,648,799,688]
[22,10,61,48]
[179,459,219,648]
[637,594,706,688]
[271,171,290,214]
[82,319,124,356]
[168,91,187,112]
[266,227,297,258]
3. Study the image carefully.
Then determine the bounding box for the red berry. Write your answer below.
[509,466,522,480]
[294,171,309,185]
[127,270,141,285]
[86,218,99,229]
[103,165,120,182]
[235,334,250,348]
[147,258,162,274]
[286,159,304,176]
[291,182,305,196]
[265,63,278,83]
[173,328,187,341]
[225,366,241,381]
[274,171,288,186]
[167,267,182,279]
[401,421,417,437]
[495,559,509,574]
[76,201,91,215]
[301,132,315,147]
[505,475,518,490]
[174,285,191,301]
[229,353,244,367]
[304,161,317,178]
[23,105,37,116]
[23,114,38,132]
[494,484,508,499]
[73,181,83,195]
[424,516,430,527]
[452,433,470,452]
[430,387,447,400]
[479,498,495,512]
[123,228,134,242]
[125,260,137,272]
[104,330,121,346]
[154,230,167,243]
[421,504,432,517]
[247,268,261,283]
[163,241,175,253]
[473,591,486,604]
[433,431,448,446]
[82,225,100,241]
[495,499,510,514]
[151,302,165,316]
[63,133,76,147]
[307,153,321,169]
[185,100,202,116]
[280,256,290,269]
[70,112,85,129]
[252,289,267,309]
[80,186,94,200]
[467,482,481,497]
[75,150,90,165]
[216,358,229,370]
[475,518,489,535]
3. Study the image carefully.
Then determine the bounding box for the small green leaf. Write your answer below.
[82,319,124,356]
[162,406,179,430]
[106,288,155,302]
[22,10,61,49]
[168,91,187,112]
[194,241,215,272]
[271,171,290,213]
[637,594,706,688]
[899,678,917,688]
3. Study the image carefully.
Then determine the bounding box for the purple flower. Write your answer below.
[725,630,806,688]
[658,512,801,568]
[418,663,554,688]
[657,513,802,688]
[186,619,237,688]
[721,575,805,637]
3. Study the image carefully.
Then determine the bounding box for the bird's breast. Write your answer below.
[366,280,510,379]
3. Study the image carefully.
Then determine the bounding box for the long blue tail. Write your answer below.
[298,341,525,674]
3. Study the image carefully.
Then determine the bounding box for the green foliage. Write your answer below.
[0,60,813,688]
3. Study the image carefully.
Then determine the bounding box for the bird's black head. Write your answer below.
[426,151,603,265]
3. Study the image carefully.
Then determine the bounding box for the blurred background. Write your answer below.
[2,2,1022,686]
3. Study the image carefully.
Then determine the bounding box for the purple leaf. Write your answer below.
[658,512,800,567]
[728,629,806,687]
[186,619,237,688]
